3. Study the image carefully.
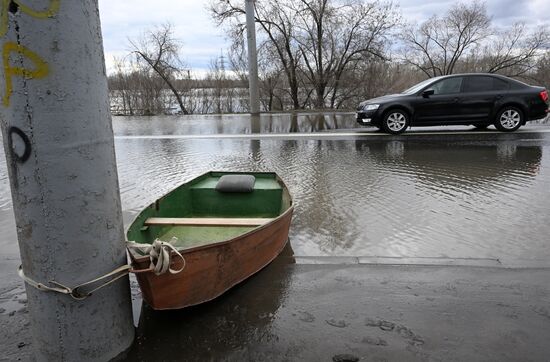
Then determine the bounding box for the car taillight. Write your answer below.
[540,90,549,103]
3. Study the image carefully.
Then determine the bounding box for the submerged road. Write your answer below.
[1,115,550,360]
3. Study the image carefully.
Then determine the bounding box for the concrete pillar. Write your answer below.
[0,1,134,360]
[245,0,260,114]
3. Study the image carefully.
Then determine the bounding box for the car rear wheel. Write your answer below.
[494,107,523,132]
[382,110,409,134]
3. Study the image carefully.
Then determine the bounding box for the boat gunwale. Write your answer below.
[129,206,294,262]
[126,171,294,262]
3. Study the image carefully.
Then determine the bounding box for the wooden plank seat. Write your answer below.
[144,217,275,227]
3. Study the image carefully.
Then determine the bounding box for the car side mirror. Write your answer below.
[422,89,435,98]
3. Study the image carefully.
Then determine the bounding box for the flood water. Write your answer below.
[2,113,550,360]
[1,113,550,266]
[112,113,358,135]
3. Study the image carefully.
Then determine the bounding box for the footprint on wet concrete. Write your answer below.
[532,306,550,320]
[362,336,388,346]
[326,318,348,328]
[295,311,315,323]
[407,336,425,347]
[365,317,381,327]
[505,312,519,320]
[365,317,424,346]
[396,325,415,339]
[364,318,394,331]
[379,321,395,331]
[332,353,359,362]
[396,325,424,346]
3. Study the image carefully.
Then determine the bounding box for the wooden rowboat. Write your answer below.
[126,171,293,310]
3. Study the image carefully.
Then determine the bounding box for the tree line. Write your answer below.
[107,0,550,115]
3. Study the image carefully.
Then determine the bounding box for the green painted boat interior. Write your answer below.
[127,172,292,253]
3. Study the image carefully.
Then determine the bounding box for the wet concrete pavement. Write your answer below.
[1,113,550,360]
[121,247,550,362]
[3,253,550,361]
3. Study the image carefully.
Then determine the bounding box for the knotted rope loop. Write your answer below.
[127,238,186,276]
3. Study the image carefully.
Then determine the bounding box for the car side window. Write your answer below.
[429,77,463,95]
[463,76,509,92]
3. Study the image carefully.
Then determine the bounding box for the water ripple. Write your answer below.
[1,130,549,264]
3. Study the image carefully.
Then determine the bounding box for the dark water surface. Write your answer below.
[114,135,550,266]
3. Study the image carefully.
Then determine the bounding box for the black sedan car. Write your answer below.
[356,73,549,134]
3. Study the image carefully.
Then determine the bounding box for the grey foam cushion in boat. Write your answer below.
[215,175,256,193]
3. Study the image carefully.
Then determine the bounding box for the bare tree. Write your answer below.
[480,23,550,76]
[533,50,550,88]
[211,0,306,110]
[129,23,189,114]
[211,0,399,110]
[108,55,168,115]
[401,1,490,77]
[293,0,399,108]
[109,56,133,115]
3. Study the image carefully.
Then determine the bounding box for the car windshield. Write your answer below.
[401,77,442,94]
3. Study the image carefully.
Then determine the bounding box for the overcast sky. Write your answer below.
[97,0,550,75]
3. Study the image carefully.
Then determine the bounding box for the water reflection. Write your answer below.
[341,139,546,260]
[112,113,360,136]
[354,139,543,185]
[125,244,295,361]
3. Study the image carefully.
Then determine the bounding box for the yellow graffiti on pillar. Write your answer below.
[1,0,61,37]
[2,41,49,107]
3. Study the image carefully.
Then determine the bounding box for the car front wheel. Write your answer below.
[382,110,409,134]
[494,107,523,132]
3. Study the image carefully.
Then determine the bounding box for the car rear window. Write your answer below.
[464,76,509,92]
[509,80,528,89]
[492,77,509,90]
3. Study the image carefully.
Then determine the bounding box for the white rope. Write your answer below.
[126,237,186,276]
[18,265,73,295]
[18,238,186,300]
[18,264,132,300]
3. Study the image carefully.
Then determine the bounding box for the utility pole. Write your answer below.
[0,1,134,360]
[245,0,260,114]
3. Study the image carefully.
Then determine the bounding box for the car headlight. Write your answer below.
[364,104,380,111]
